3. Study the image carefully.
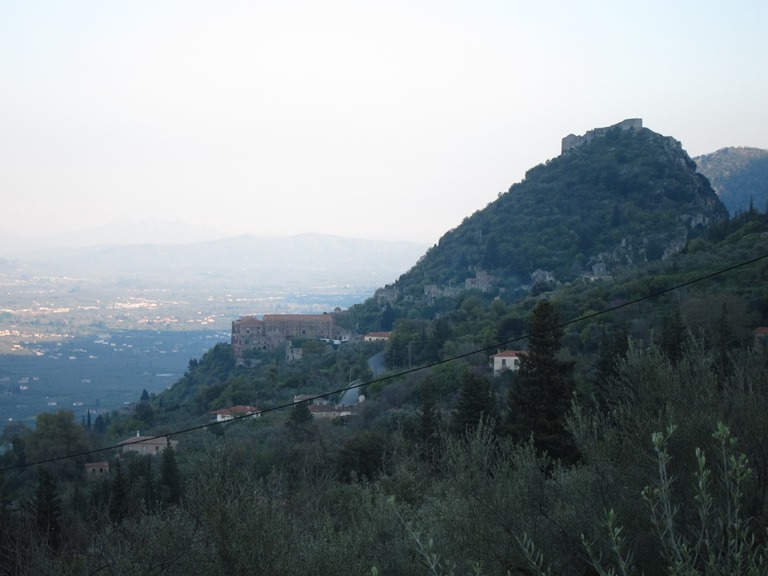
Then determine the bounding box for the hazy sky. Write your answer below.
[2,1,767,245]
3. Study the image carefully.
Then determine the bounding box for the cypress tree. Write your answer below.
[128,454,155,513]
[419,381,440,443]
[418,381,441,461]
[93,414,106,435]
[594,323,629,408]
[661,308,688,364]
[508,300,576,462]
[715,302,733,382]
[451,371,496,435]
[31,467,62,545]
[288,400,313,427]
[109,460,129,523]
[160,445,183,506]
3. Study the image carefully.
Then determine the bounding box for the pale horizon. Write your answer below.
[2,1,767,246]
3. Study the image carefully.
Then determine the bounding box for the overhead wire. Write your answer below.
[2,250,767,474]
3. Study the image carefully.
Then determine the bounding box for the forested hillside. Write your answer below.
[2,124,768,575]
[386,126,727,304]
[349,124,731,334]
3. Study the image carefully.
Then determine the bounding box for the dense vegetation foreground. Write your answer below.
[2,329,768,575]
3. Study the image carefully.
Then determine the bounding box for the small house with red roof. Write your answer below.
[489,350,527,376]
[210,405,261,423]
[364,332,391,342]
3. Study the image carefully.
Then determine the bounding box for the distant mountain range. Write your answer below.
[0,219,230,254]
[1,233,428,290]
[694,147,768,216]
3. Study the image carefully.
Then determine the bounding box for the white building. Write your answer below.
[489,350,527,376]
[209,405,261,422]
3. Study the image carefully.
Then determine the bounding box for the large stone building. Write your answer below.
[231,313,350,357]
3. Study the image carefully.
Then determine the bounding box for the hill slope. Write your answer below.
[694,147,768,216]
[392,123,728,302]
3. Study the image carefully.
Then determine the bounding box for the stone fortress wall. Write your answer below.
[561,118,643,154]
[231,313,349,357]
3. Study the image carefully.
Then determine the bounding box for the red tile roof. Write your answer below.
[365,331,391,338]
[490,350,527,358]
[210,405,260,416]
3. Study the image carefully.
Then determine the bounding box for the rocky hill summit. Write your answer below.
[694,146,768,216]
[384,120,728,306]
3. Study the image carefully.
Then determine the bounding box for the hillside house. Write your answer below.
[309,404,355,419]
[285,342,303,362]
[84,461,110,480]
[210,405,261,422]
[293,394,330,405]
[364,332,391,342]
[119,433,178,455]
[489,350,527,376]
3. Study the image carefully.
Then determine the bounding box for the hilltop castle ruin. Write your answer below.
[561,118,642,154]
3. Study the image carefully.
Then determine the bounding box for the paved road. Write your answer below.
[368,350,385,376]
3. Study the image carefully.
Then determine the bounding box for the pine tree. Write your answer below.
[508,300,576,462]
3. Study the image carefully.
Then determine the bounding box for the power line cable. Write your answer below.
[2,251,767,473]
